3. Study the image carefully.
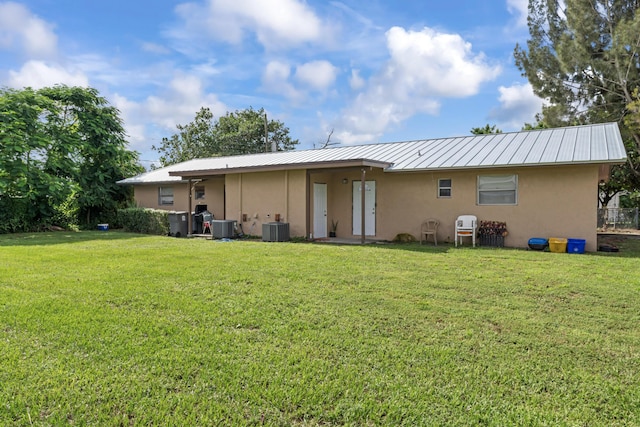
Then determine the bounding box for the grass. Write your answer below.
[0,232,639,426]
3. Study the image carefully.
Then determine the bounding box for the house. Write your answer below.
[118,122,627,251]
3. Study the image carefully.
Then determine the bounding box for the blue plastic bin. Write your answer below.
[528,237,548,251]
[567,238,586,254]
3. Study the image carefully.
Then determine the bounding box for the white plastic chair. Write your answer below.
[455,215,477,247]
[420,219,439,245]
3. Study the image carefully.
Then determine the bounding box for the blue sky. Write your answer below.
[0,0,543,167]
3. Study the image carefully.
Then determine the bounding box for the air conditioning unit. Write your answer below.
[212,220,235,238]
[262,222,290,242]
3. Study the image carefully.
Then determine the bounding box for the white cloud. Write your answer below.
[294,60,338,91]
[489,83,547,129]
[0,2,57,58]
[335,26,501,144]
[112,74,229,153]
[385,27,501,98]
[112,94,147,145]
[349,69,365,90]
[507,0,529,27]
[7,60,89,88]
[145,74,228,129]
[261,60,303,101]
[173,0,327,50]
[141,41,171,55]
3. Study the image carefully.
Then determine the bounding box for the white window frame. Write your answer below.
[438,178,452,198]
[477,175,518,205]
[158,186,174,206]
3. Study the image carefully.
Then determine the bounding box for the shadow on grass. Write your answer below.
[0,230,156,247]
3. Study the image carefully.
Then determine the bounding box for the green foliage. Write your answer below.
[619,192,640,208]
[0,85,143,232]
[1,233,639,425]
[153,106,299,167]
[117,207,169,235]
[514,0,640,199]
[470,124,502,135]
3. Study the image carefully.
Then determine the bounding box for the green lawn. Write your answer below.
[1,232,639,426]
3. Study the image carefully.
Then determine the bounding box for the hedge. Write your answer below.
[117,208,169,235]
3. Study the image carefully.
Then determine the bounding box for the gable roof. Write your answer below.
[118,122,627,184]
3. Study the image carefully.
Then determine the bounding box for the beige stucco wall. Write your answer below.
[310,164,600,251]
[132,178,225,219]
[225,170,307,237]
[132,163,602,250]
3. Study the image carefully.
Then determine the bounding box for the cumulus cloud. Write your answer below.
[145,74,228,129]
[294,60,338,91]
[7,60,89,88]
[112,74,229,152]
[385,27,501,98]
[335,26,501,144]
[172,0,327,50]
[0,2,57,58]
[262,60,302,101]
[489,83,547,129]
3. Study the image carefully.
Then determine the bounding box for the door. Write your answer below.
[352,180,376,236]
[313,183,327,238]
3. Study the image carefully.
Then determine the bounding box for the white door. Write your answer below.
[352,180,376,236]
[313,183,327,238]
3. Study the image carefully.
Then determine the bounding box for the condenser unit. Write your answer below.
[212,220,235,238]
[262,222,290,242]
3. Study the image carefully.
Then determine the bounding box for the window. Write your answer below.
[478,175,517,205]
[158,186,174,205]
[194,185,205,200]
[438,178,452,198]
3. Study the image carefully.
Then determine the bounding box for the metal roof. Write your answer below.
[118,122,627,184]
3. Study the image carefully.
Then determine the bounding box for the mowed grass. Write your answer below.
[0,232,639,426]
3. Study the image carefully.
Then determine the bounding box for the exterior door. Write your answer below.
[313,183,327,238]
[352,180,376,236]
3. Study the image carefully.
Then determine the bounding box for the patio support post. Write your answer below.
[187,178,193,236]
[361,168,366,244]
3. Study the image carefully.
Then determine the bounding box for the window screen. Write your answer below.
[159,187,174,205]
[438,178,452,198]
[478,175,517,205]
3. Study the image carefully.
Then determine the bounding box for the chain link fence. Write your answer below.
[598,208,639,230]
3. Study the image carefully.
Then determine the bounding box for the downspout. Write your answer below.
[361,168,366,244]
[306,170,311,239]
[284,170,289,222]
[188,179,193,236]
[238,174,242,222]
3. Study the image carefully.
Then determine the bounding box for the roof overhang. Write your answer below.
[385,158,628,173]
[116,178,188,186]
[169,158,392,178]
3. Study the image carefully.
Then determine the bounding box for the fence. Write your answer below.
[597,208,639,230]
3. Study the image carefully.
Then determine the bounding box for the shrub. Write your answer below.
[117,208,169,235]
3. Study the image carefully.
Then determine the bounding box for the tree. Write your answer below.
[152,107,217,167]
[514,0,640,202]
[470,124,502,135]
[0,85,142,232]
[153,107,299,167]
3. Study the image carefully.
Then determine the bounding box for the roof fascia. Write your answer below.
[169,159,392,177]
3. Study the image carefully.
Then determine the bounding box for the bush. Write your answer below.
[117,208,169,235]
[0,197,26,234]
